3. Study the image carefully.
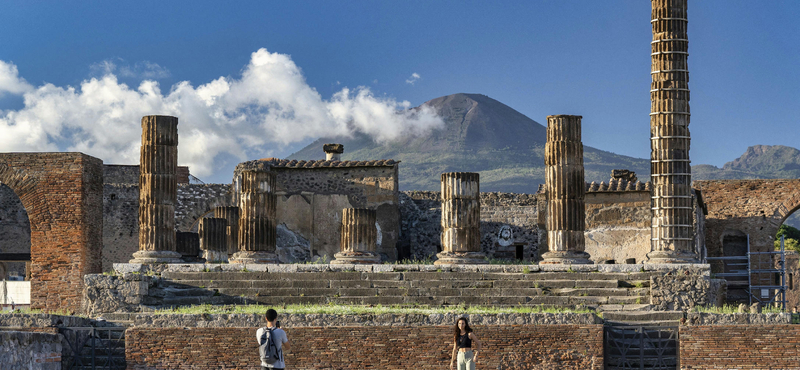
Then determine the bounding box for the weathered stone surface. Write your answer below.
[650,274,723,311]
[232,171,278,263]
[684,312,791,325]
[275,224,311,263]
[0,331,61,370]
[437,172,485,264]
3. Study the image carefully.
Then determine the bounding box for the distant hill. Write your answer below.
[692,145,800,180]
[289,93,650,192]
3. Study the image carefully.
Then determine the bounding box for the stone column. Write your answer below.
[199,218,228,263]
[540,115,592,264]
[230,171,278,264]
[435,172,485,265]
[648,0,697,263]
[214,206,240,256]
[176,231,200,262]
[332,208,381,264]
[130,115,182,263]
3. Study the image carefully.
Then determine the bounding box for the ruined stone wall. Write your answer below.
[0,153,103,313]
[680,325,800,369]
[650,275,727,311]
[268,166,400,261]
[583,191,651,263]
[126,325,603,370]
[103,164,190,184]
[694,180,800,256]
[0,330,61,370]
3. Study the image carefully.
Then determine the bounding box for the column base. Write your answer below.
[129,250,183,264]
[540,251,593,265]
[201,250,229,263]
[645,250,698,264]
[331,251,381,264]
[229,251,279,264]
[434,251,487,265]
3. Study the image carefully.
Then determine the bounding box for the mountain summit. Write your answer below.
[289,93,649,192]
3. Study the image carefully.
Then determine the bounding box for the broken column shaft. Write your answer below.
[435,172,486,265]
[131,115,182,263]
[214,206,240,256]
[541,115,591,264]
[230,170,278,263]
[648,0,697,263]
[199,217,228,263]
[332,208,381,264]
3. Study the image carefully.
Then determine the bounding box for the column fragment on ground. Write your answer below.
[332,208,381,264]
[648,0,697,263]
[435,172,485,265]
[200,218,229,263]
[214,206,240,256]
[541,115,591,264]
[131,115,182,263]
[230,170,278,263]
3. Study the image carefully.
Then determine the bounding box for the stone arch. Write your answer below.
[176,193,233,232]
[0,153,103,313]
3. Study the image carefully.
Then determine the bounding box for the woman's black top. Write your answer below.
[457,333,472,348]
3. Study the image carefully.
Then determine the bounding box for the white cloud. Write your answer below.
[0,61,33,96]
[90,59,171,80]
[405,73,421,85]
[0,49,444,179]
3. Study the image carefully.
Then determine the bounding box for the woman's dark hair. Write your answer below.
[453,317,472,343]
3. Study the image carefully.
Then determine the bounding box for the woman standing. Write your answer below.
[450,317,482,370]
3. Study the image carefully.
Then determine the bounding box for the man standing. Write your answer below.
[256,308,289,369]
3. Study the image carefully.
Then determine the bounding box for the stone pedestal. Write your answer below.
[435,172,486,265]
[200,218,228,263]
[648,0,697,263]
[131,115,182,263]
[541,115,592,265]
[176,231,201,262]
[230,171,278,264]
[332,208,380,264]
[214,206,240,256]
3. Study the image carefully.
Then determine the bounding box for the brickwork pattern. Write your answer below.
[0,153,103,312]
[680,325,800,369]
[126,325,602,370]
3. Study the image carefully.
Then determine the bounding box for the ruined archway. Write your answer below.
[0,153,103,313]
[176,188,233,232]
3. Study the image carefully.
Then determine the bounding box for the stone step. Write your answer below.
[604,320,680,327]
[602,311,684,322]
[596,304,653,312]
[550,288,632,297]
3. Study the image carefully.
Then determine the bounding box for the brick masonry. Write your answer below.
[680,325,800,369]
[0,153,103,313]
[126,325,603,370]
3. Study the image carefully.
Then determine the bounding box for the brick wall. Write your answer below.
[680,325,800,369]
[0,153,103,313]
[126,325,603,370]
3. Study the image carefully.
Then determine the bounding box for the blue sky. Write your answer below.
[0,1,797,184]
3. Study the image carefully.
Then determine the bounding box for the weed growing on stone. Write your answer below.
[152,303,594,316]
[691,304,784,314]
[522,266,531,274]
[391,256,434,265]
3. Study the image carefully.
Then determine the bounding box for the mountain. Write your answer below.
[289,93,650,192]
[692,145,800,180]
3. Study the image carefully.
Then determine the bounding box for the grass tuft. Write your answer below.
[153,303,594,315]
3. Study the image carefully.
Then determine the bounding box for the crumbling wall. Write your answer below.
[583,191,651,263]
[0,184,30,278]
[0,331,61,370]
[650,274,727,311]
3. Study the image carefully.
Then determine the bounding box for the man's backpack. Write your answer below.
[259,327,280,365]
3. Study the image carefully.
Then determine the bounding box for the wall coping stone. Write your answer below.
[684,312,791,325]
[115,263,709,275]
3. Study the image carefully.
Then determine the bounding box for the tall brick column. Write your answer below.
[214,206,240,256]
[648,0,697,263]
[199,218,228,263]
[332,208,381,264]
[541,115,592,264]
[230,171,278,264]
[130,115,182,263]
[435,172,486,265]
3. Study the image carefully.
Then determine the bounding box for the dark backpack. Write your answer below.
[259,327,280,365]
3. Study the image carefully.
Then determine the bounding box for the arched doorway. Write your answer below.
[0,183,32,309]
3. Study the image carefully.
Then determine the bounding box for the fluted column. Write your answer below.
[200,218,228,263]
[648,0,697,263]
[176,231,200,262]
[214,206,240,256]
[435,172,485,265]
[541,115,592,264]
[230,170,278,263]
[332,208,381,264]
[130,115,182,263]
